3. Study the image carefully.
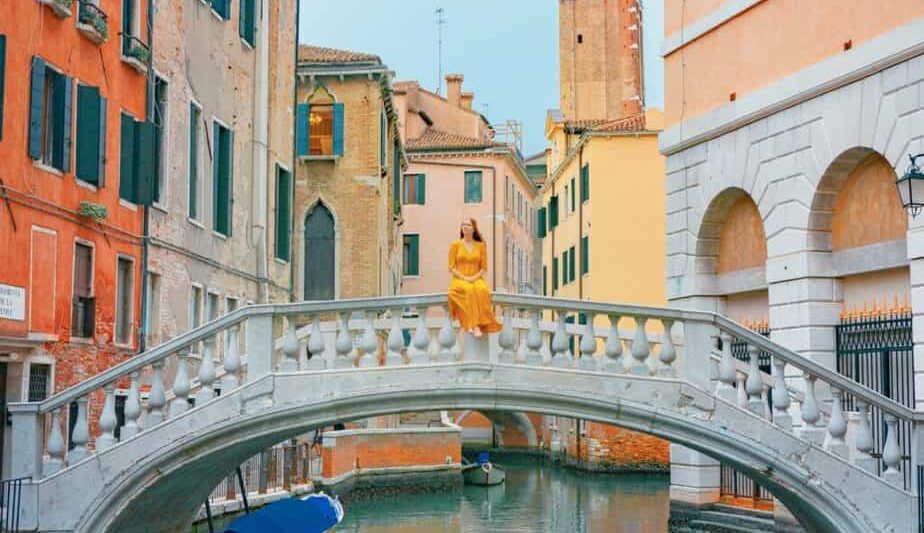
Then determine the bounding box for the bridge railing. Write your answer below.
[6,294,919,495]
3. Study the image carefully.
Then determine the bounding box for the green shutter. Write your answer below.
[189,104,199,218]
[581,235,589,275]
[0,35,6,140]
[119,113,136,201]
[417,174,426,204]
[581,164,589,203]
[552,257,559,291]
[569,245,576,283]
[570,177,576,212]
[51,74,71,172]
[97,97,107,186]
[211,0,230,19]
[410,235,419,275]
[240,0,256,46]
[295,103,309,157]
[542,266,547,296]
[275,166,291,261]
[537,207,547,238]
[76,85,102,184]
[549,196,559,228]
[28,57,46,159]
[562,249,569,285]
[464,171,482,203]
[133,120,157,205]
[332,102,344,156]
[213,124,233,235]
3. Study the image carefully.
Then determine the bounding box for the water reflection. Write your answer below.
[337,458,669,532]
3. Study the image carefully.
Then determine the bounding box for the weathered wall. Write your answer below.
[319,427,461,480]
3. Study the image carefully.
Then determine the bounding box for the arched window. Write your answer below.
[304,203,335,300]
[296,86,344,158]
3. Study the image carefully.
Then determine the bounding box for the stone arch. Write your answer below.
[301,200,339,300]
[696,188,767,276]
[455,409,538,448]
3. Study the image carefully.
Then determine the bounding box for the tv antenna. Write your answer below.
[435,6,447,95]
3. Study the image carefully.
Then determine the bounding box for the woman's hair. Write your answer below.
[460,218,484,242]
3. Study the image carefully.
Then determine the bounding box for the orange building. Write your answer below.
[0,0,150,476]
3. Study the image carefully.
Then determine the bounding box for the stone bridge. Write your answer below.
[6,294,920,532]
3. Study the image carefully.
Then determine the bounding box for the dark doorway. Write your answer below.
[304,203,335,300]
[0,362,6,479]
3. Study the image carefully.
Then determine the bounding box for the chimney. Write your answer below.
[460,92,474,110]
[445,74,463,107]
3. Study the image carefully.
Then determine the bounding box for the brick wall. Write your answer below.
[319,427,461,480]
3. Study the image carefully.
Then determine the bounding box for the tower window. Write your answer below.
[577,34,583,44]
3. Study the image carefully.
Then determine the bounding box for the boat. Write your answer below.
[223,492,344,533]
[462,452,506,486]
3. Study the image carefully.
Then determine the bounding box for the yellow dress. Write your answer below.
[448,239,502,333]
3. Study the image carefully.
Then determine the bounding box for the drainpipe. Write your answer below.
[138,0,155,353]
[289,0,301,302]
[252,0,271,303]
[578,141,584,300]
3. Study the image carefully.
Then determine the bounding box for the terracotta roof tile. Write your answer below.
[298,45,381,65]
[405,127,496,151]
[562,114,647,133]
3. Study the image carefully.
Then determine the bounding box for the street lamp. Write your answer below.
[896,153,924,217]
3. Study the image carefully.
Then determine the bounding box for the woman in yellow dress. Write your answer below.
[448,218,502,338]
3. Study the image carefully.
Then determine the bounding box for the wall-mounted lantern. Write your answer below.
[896,153,924,217]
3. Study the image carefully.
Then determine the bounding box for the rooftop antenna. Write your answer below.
[435,6,446,95]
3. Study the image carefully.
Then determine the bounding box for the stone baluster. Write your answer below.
[360,311,379,367]
[121,371,141,439]
[44,408,66,476]
[716,332,737,403]
[498,307,516,364]
[69,396,89,464]
[603,315,623,373]
[882,414,903,486]
[96,385,118,451]
[307,315,327,370]
[771,357,792,431]
[762,384,772,422]
[335,312,354,369]
[798,373,824,445]
[736,373,748,409]
[196,338,217,405]
[629,317,651,376]
[144,361,167,429]
[170,350,191,417]
[281,321,299,372]
[745,345,764,416]
[825,388,848,458]
[386,309,405,366]
[410,307,431,365]
[222,327,241,390]
[551,312,571,368]
[853,400,877,473]
[438,306,457,363]
[525,310,543,366]
[657,319,676,377]
[574,313,594,371]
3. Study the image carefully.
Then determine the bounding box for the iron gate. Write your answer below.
[836,310,914,489]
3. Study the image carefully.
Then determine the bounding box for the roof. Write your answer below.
[297,45,381,66]
[524,151,547,166]
[561,114,647,134]
[405,127,497,151]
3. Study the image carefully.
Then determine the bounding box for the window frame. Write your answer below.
[189,284,203,332]
[464,170,483,204]
[274,163,292,262]
[188,100,203,223]
[151,73,169,208]
[114,254,135,347]
[211,117,233,237]
[38,62,70,172]
[71,240,96,339]
[403,234,420,277]
[144,270,161,346]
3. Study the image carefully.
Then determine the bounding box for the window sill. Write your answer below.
[187,217,205,229]
[119,199,138,211]
[74,179,99,192]
[151,201,169,214]
[39,0,72,18]
[33,161,64,177]
[241,38,255,51]
[76,22,107,45]
[70,336,94,345]
[300,154,341,161]
[273,257,289,266]
[212,231,229,240]
[121,55,148,74]
[114,341,134,351]
[402,274,421,279]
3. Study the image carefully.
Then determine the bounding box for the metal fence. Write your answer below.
[836,311,914,489]
[208,441,316,503]
[0,477,25,532]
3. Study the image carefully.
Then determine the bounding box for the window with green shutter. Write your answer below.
[552,257,559,291]
[0,35,6,141]
[569,245,576,283]
[562,249,569,285]
[570,177,576,212]
[581,236,589,275]
[211,0,230,20]
[403,234,420,276]
[402,174,425,205]
[581,164,590,203]
[464,170,483,203]
[239,0,256,46]
[275,165,292,261]
[212,121,233,236]
[189,102,202,219]
[153,76,168,203]
[537,207,547,238]
[119,112,136,201]
[332,102,344,157]
[29,58,72,172]
[119,113,156,205]
[542,266,547,296]
[75,84,106,185]
[549,195,559,228]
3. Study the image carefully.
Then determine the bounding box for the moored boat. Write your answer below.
[462,452,506,486]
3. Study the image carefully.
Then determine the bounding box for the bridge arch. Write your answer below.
[63,368,883,533]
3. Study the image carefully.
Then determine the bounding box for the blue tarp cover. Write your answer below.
[223,496,342,533]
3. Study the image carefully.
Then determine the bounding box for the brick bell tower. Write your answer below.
[559,0,644,122]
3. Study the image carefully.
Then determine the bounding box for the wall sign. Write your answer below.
[0,284,26,321]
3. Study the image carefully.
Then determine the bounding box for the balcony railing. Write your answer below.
[122,34,150,72]
[77,1,109,43]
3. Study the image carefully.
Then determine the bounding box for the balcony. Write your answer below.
[121,34,150,74]
[38,0,73,18]
[76,1,108,44]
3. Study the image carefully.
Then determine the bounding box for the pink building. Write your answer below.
[393,75,538,296]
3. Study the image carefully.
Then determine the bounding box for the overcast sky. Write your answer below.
[299,0,664,155]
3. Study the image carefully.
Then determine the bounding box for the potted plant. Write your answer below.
[77,201,108,222]
[48,0,74,17]
[127,41,150,64]
[78,3,108,42]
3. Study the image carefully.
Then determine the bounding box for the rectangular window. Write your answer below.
[380,111,387,168]
[144,271,160,346]
[464,170,483,203]
[505,176,510,210]
[206,291,220,322]
[188,102,201,219]
[72,242,94,338]
[28,363,51,402]
[542,265,548,296]
[552,257,559,291]
[569,245,576,283]
[189,285,202,331]
[212,121,233,236]
[119,112,135,201]
[403,174,426,205]
[0,35,7,140]
[75,84,106,185]
[517,194,522,224]
[403,234,420,276]
[28,58,72,172]
[121,0,146,57]
[301,102,344,157]
[581,164,590,203]
[538,207,547,238]
[581,236,589,275]
[152,76,168,204]
[570,177,576,212]
[239,0,256,46]
[562,249,569,285]
[210,0,231,19]
[549,195,559,228]
[115,256,134,345]
[275,165,292,261]
[119,112,156,205]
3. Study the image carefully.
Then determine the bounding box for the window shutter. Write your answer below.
[410,235,419,275]
[240,0,255,46]
[62,76,73,173]
[542,266,547,296]
[133,120,157,206]
[581,235,589,275]
[537,207,547,238]
[213,124,233,235]
[295,103,309,157]
[332,102,344,157]
[98,97,107,186]
[28,57,46,160]
[76,85,102,184]
[0,35,6,140]
[569,246,576,283]
[549,196,559,228]
[552,257,559,291]
[417,174,426,204]
[275,167,291,261]
[570,177,576,212]
[581,164,589,202]
[119,114,136,202]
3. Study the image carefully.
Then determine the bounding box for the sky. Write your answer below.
[299,0,664,156]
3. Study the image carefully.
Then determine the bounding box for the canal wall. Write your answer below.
[313,426,463,500]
